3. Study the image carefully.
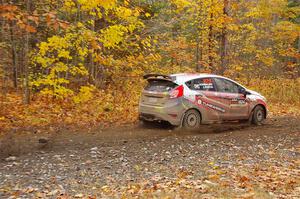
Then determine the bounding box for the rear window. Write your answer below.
[145,80,178,92]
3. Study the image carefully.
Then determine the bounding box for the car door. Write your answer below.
[213,77,249,120]
[186,77,228,121]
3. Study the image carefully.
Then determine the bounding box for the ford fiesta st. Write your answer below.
[139,73,267,130]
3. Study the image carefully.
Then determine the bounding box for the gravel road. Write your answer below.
[0,117,299,198]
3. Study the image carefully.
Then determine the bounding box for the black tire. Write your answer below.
[251,106,265,125]
[139,119,154,128]
[182,109,201,130]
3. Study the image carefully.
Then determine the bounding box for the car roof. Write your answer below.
[170,73,221,82]
[170,73,246,89]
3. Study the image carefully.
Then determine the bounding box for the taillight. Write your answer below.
[169,85,184,99]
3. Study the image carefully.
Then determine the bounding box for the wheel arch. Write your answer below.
[252,104,267,119]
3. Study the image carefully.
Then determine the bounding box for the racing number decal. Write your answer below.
[203,78,212,84]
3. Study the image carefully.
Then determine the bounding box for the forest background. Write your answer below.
[0,0,299,133]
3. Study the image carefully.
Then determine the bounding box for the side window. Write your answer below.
[214,78,240,93]
[186,78,216,91]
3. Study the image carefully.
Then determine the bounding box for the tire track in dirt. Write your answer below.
[0,116,299,160]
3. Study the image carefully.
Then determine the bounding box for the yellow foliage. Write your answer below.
[171,0,192,12]
[76,0,116,11]
[242,78,300,105]
[64,0,75,7]
[115,6,133,19]
[273,21,300,43]
[73,85,96,104]
[31,26,93,99]
[100,25,129,48]
[40,86,74,99]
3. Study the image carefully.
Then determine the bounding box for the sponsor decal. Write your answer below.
[202,101,225,113]
[194,83,214,90]
[231,97,247,105]
[238,99,246,104]
[231,98,246,103]
[194,78,214,90]
[196,97,225,113]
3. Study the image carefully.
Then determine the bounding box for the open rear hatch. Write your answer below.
[141,74,178,106]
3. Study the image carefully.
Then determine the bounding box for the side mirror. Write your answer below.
[239,88,248,97]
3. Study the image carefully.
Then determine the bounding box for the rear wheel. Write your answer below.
[251,106,265,125]
[139,119,154,128]
[182,109,201,130]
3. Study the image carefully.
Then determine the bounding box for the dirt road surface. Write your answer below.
[0,116,299,198]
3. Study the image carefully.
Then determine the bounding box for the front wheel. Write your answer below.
[182,109,201,130]
[251,106,265,125]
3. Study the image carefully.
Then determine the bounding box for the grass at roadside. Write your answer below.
[243,78,300,116]
[243,78,300,117]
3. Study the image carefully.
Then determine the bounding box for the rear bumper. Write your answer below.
[138,102,183,126]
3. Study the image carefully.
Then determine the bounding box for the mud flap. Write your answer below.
[248,110,254,123]
[179,112,185,128]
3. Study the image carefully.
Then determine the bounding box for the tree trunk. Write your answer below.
[208,12,214,71]
[23,0,30,104]
[1,2,7,110]
[297,34,300,78]
[10,21,18,89]
[220,0,229,75]
[196,33,200,72]
[89,11,96,84]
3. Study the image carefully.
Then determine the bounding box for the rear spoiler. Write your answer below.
[143,74,172,81]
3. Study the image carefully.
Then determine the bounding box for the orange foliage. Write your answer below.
[0,81,144,134]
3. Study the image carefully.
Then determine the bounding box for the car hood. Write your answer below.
[247,89,266,101]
